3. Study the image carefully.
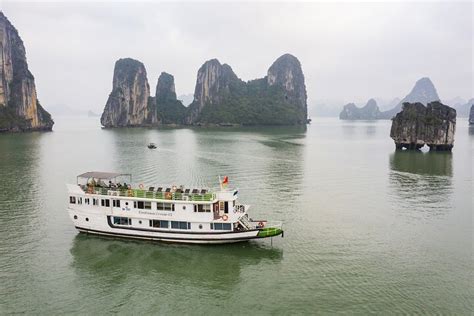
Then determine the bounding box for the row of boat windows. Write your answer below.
[69,196,225,213]
[114,217,232,230]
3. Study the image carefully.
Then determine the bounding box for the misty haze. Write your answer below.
[0,1,472,315]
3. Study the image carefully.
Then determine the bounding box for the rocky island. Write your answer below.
[186,54,307,125]
[390,101,456,151]
[0,12,53,132]
[340,77,440,120]
[339,99,380,120]
[101,54,308,127]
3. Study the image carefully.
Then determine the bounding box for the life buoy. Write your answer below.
[258,221,265,228]
[222,215,229,221]
[139,183,144,190]
[165,192,172,200]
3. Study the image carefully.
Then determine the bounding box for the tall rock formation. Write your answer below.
[0,12,53,132]
[469,105,474,125]
[380,77,440,119]
[339,98,381,120]
[267,54,307,123]
[390,101,456,151]
[101,58,150,127]
[186,54,308,125]
[185,59,243,124]
[154,72,186,124]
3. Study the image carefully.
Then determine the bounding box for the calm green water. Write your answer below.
[0,117,472,314]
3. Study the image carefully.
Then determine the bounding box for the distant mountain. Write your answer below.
[375,97,401,111]
[470,105,474,125]
[340,99,381,120]
[178,94,194,106]
[378,77,440,119]
[450,98,473,117]
[309,100,345,117]
[339,77,441,120]
[87,110,100,117]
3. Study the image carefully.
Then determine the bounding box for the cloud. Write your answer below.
[2,1,472,111]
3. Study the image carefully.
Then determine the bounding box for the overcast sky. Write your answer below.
[1,1,472,112]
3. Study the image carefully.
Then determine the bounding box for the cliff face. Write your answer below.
[186,54,308,125]
[267,54,307,122]
[101,58,150,127]
[390,101,456,151]
[339,99,381,120]
[380,77,440,119]
[469,105,474,125]
[154,72,186,124]
[0,12,53,132]
[185,59,242,124]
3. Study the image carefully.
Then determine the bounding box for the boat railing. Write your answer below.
[81,185,216,202]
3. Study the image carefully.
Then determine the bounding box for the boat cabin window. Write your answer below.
[144,201,152,210]
[150,220,169,228]
[93,198,99,206]
[219,201,229,214]
[194,204,211,213]
[113,217,131,225]
[69,196,76,204]
[171,221,190,230]
[77,197,82,205]
[101,199,110,207]
[157,202,174,211]
[85,198,90,205]
[112,199,120,208]
[134,201,144,209]
[211,223,232,230]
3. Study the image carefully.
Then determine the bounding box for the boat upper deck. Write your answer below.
[79,185,216,202]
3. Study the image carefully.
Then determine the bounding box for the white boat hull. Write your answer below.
[68,208,261,244]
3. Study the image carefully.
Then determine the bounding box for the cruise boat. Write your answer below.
[66,172,284,244]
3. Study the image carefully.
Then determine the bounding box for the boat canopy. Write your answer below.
[77,171,132,184]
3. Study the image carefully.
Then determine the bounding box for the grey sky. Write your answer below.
[1,1,472,113]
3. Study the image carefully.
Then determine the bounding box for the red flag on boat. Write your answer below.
[222,176,229,185]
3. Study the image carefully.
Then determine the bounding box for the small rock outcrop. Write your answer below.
[390,101,456,151]
[186,54,308,125]
[469,105,474,125]
[380,77,440,119]
[0,12,53,132]
[154,72,186,124]
[101,58,150,127]
[339,99,381,120]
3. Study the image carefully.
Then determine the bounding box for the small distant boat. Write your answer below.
[147,143,157,149]
[66,172,284,244]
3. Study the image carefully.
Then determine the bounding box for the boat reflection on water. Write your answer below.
[388,150,453,217]
[70,234,283,289]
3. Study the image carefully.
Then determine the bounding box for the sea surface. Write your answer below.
[0,117,472,314]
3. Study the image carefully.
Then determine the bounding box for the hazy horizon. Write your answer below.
[2,1,472,114]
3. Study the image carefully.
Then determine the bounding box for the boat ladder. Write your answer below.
[239,215,252,230]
